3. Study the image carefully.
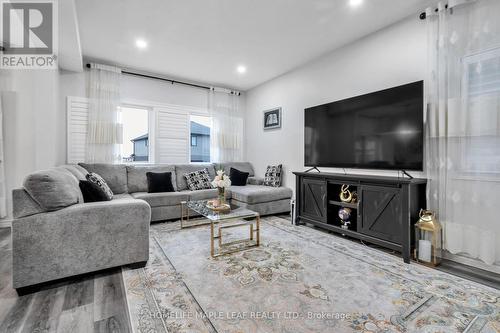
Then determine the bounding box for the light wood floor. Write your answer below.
[0,228,131,333]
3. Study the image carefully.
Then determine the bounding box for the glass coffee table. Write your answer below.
[180,200,260,257]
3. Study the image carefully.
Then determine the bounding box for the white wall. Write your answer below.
[0,0,85,223]
[0,0,85,222]
[121,75,211,109]
[1,69,62,221]
[245,17,427,190]
[60,69,217,111]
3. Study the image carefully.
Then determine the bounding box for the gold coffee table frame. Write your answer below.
[180,200,260,257]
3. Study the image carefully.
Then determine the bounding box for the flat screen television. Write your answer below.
[304,81,424,171]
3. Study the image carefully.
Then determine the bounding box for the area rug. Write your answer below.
[122,216,500,333]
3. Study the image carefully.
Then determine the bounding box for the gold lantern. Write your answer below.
[414,209,442,267]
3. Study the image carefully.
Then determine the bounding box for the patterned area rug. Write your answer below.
[122,216,500,333]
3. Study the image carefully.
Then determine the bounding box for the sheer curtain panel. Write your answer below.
[0,95,6,218]
[209,88,244,163]
[86,63,123,163]
[0,70,11,218]
[425,0,500,265]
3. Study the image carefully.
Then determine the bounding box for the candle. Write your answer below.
[418,239,432,262]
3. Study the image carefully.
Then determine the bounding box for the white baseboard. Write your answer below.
[0,218,12,229]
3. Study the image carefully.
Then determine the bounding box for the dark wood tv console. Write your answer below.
[293,172,427,263]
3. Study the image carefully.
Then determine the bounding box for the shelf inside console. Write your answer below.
[328,200,358,209]
[327,182,359,231]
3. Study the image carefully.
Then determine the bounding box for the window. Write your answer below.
[120,106,150,163]
[460,47,500,175]
[190,115,211,162]
[67,101,207,164]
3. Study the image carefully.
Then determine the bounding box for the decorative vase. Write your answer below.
[217,187,226,206]
[338,207,352,229]
[339,184,353,203]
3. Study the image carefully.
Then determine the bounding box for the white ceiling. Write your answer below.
[75,0,433,91]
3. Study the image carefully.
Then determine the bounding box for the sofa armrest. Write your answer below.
[247,177,264,185]
[12,198,151,288]
[12,188,45,219]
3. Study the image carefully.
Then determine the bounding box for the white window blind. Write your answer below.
[466,49,500,97]
[154,106,189,163]
[459,47,500,175]
[66,96,89,163]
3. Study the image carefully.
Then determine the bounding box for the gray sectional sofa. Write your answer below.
[11,162,292,290]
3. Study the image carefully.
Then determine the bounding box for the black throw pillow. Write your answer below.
[79,180,112,203]
[229,167,249,186]
[146,172,175,193]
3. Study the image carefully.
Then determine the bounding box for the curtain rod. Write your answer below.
[419,4,448,20]
[84,63,241,95]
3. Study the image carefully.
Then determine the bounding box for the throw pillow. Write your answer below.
[229,167,249,186]
[79,180,111,203]
[184,168,212,191]
[263,164,282,187]
[146,172,175,193]
[23,167,80,211]
[86,172,114,200]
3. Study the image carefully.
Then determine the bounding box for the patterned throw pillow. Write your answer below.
[263,164,282,187]
[86,172,114,200]
[184,169,213,191]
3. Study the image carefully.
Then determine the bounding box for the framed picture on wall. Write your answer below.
[263,107,282,130]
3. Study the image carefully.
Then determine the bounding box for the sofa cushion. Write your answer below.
[127,165,177,193]
[79,163,128,194]
[183,188,221,201]
[247,177,264,185]
[175,164,216,191]
[60,164,88,180]
[131,191,189,207]
[232,198,291,216]
[229,184,292,204]
[217,162,254,177]
[113,193,134,200]
[23,167,80,211]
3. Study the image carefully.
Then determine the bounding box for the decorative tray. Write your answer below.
[206,200,231,213]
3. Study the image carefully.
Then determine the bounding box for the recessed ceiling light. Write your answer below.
[349,0,363,7]
[135,39,148,49]
[236,65,247,74]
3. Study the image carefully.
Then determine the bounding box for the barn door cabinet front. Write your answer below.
[299,177,327,223]
[359,185,402,244]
